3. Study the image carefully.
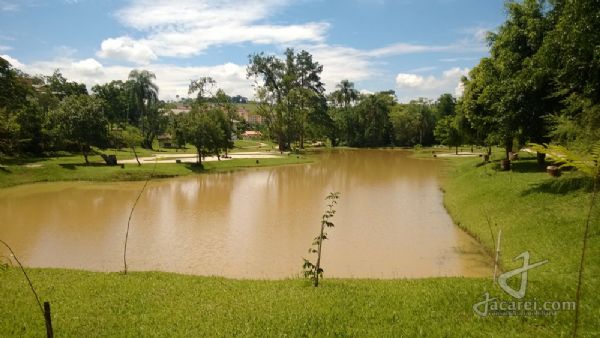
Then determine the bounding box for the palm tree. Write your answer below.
[335,80,359,108]
[128,70,159,148]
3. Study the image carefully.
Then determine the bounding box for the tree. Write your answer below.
[537,0,600,150]
[0,57,31,154]
[436,93,456,119]
[92,81,130,126]
[111,125,143,165]
[400,98,435,146]
[128,70,159,148]
[167,112,187,150]
[0,107,20,155]
[389,105,420,146]
[0,57,30,111]
[188,77,216,104]
[46,70,88,100]
[462,0,554,161]
[434,116,462,154]
[356,92,394,147]
[248,48,325,150]
[183,107,224,165]
[330,80,359,109]
[50,95,108,164]
[213,89,236,157]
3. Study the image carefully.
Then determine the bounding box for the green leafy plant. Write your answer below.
[530,142,599,337]
[303,192,340,287]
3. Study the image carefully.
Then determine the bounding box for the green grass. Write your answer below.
[0,269,581,337]
[0,152,311,188]
[1,150,598,337]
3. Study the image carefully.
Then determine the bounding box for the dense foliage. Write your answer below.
[2,0,598,159]
[460,0,600,161]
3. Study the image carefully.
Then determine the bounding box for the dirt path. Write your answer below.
[120,152,284,164]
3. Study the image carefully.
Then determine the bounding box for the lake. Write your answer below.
[0,149,491,279]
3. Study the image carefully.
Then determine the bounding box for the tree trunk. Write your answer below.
[81,144,89,165]
[314,221,325,287]
[536,152,546,167]
[505,138,513,160]
[131,146,141,166]
[278,135,285,152]
[455,146,458,155]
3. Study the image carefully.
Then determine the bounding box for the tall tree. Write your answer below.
[188,77,216,104]
[330,80,359,109]
[92,81,130,126]
[248,48,325,150]
[436,93,456,119]
[50,95,108,164]
[537,0,600,150]
[356,92,394,147]
[46,70,88,100]
[389,105,420,147]
[462,0,554,160]
[184,107,224,165]
[128,70,159,148]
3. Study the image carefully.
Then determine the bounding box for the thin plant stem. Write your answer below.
[572,177,598,337]
[0,239,44,316]
[123,159,157,274]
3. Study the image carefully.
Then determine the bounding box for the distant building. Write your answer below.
[157,133,173,148]
[237,108,265,125]
[242,130,262,139]
[170,104,191,115]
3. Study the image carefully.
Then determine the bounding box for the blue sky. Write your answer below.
[0,0,506,101]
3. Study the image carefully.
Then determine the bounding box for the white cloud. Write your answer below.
[300,44,376,92]
[1,54,24,68]
[300,41,477,93]
[72,58,104,76]
[395,67,468,102]
[0,45,12,52]
[0,0,39,11]
[98,0,328,63]
[9,55,253,99]
[395,73,426,88]
[97,37,157,64]
[0,0,19,11]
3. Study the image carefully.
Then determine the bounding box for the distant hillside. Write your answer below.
[235,102,259,114]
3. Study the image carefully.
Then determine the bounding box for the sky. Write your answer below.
[0,0,506,102]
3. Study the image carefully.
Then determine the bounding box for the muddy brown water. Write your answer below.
[0,149,492,279]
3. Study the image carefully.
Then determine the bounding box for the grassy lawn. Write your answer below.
[0,151,598,337]
[0,152,311,189]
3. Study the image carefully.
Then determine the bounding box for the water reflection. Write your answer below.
[0,149,491,278]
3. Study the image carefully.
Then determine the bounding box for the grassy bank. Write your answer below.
[1,152,598,337]
[0,141,307,189]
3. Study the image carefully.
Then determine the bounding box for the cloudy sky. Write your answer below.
[0,0,505,102]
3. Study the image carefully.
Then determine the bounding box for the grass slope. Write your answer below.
[1,152,598,337]
[0,140,303,189]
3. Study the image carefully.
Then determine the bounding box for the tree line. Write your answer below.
[1,0,598,164]
[455,0,600,164]
[0,62,238,165]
